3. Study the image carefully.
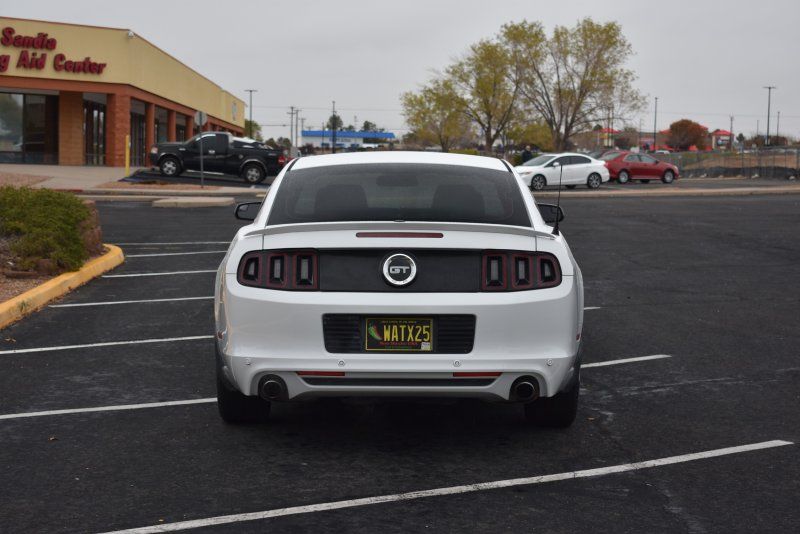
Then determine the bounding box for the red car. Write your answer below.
[599,151,679,184]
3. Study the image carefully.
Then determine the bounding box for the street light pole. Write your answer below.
[763,86,776,145]
[331,100,337,154]
[245,89,257,138]
[653,97,658,152]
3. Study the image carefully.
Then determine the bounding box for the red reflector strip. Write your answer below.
[355,232,443,238]
[296,371,345,377]
[453,372,502,377]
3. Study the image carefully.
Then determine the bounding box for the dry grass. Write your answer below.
[0,172,48,187]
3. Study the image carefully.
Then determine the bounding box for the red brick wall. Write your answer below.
[105,93,131,167]
[58,91,84,165]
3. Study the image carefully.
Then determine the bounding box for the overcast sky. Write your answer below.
[5,0,799,141]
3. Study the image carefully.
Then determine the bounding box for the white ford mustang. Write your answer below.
[215,151,584,426]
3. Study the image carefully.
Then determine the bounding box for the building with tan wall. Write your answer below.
[0,17,245,167]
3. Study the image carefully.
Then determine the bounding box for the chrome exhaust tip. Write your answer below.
[259,375,286,401]
[511,377,539,401]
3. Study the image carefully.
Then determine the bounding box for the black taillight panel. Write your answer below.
[237,250,318,291]
[481,251,562,291]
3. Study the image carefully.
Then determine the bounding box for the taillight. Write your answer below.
[237,250,318,290]
[481,251,561,291]
[278,155,287,166]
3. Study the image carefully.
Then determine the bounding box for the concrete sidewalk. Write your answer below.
[0,163,261,197]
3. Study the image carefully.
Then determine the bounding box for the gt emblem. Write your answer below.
[382,253,417,286]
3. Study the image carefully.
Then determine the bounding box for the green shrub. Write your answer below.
[0,186,91,272]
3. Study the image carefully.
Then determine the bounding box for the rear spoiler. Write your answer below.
[244,221,556,240]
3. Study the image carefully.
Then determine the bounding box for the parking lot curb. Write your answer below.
[534,186,800,199]
[152,196,236,208]
[0,244,124,329]
[76,188,265,198]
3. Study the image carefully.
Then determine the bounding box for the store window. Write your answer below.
[154,107,168,143]
[176,114,187,141]
[0,93,58,164]
[130,99,147,167]
[83,100,106,165]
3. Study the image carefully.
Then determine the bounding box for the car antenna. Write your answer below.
[552,160,563,236]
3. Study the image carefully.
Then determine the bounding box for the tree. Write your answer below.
[501,19,644,151]
[447,39,518,150]
[361,120,377,132]
[401,78,474,152]
[244,119,263,141]
[326,114,343,130]
[668,119,707,150]
[505,117,553,152]
[342,124,356,132]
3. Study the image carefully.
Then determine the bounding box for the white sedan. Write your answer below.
[515,153,610,190]
[215,151,584,427]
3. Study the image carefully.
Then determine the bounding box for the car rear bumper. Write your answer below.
[216,274,582,401]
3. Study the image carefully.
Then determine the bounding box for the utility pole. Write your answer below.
[287,106,295,147]
[653,97,658,152]
[294,108,302,149]
[331,100,337,154]
[245,89,257,138]
[776,111,780,142]
[300,117,306,148]
[729,115,734,152]
[763,86,775,145]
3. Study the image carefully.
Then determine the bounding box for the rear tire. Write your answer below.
[524,380,579,428]
[241,163,266,184]
[662,170,675,184]
[159,156,181,177]
[216,366,271,423]
[617,170,630,184]
[586,173,602,189]
[530,175,546,191]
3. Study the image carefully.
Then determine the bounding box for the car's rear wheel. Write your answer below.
[241,163,266,184]
[159,156,181,177]
[617,170,630,184]
[524,380,579,428]
[530,175,546,190]
[586,173,602,189]
[216,367,271,423]
[662,170,675,184]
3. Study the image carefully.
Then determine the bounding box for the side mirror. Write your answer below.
[234,202,261,221]
[537,203,565,224]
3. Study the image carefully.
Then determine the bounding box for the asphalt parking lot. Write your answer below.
[1,194,798,533]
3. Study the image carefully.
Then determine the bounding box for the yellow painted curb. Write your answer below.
[0,244,124,330]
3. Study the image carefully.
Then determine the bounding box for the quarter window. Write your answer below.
[623,154,640,162]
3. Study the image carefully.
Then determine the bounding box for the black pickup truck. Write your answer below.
[150,132,287,184]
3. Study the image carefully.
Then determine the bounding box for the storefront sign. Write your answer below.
[0,26,107,75]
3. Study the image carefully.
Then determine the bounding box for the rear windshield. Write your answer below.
[599,151,622,161]
[267,163,531,227]
[521,154,554,167]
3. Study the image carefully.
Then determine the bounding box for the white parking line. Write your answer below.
[125,250,227,258]
[50,296,214,308]
[114,241,230,246]
[583,354,672,368]
[584,306,602,311]
[0,398,216,421]
[0,335,213,355]
[100,440,793,534]
[103,270,216,278]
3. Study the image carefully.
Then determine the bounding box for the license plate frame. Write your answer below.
[364,317,434,352]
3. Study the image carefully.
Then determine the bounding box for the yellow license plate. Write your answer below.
[364,317,433,352]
